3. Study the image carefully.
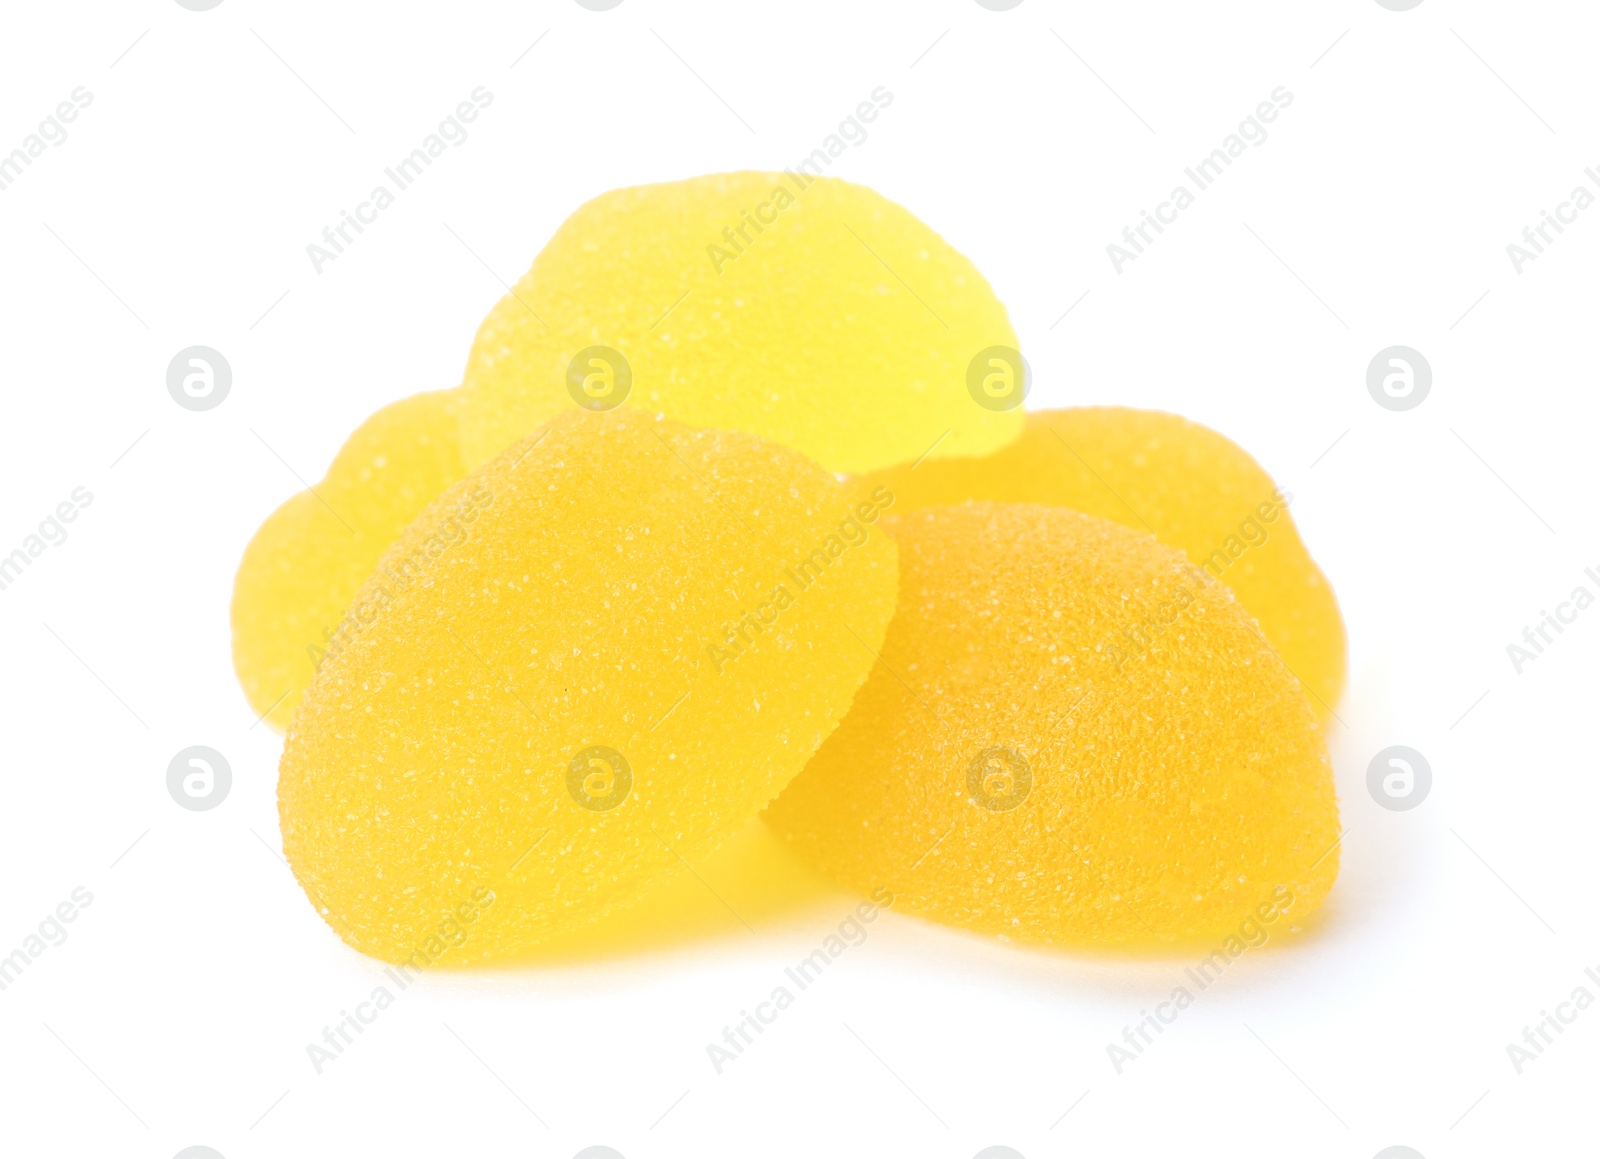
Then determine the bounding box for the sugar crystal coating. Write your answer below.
[231,389,467,731]
[765,503,1340,947]
[279,408,899,962]
[860,408,1346,717]
[457,172,1024,474]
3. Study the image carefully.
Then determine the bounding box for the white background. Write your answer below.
[1,1,1595,1156]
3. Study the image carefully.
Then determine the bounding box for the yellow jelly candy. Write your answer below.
[279,408,899,963]
[860,408,1346,718]
[457,171,1024,475]
[765,503,1340,947]
[231,389,467,731]
[521,815,836,963]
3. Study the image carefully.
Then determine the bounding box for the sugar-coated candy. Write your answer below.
[457,172,1024,475]
[765,502,1340,947]
[279,408,899,962]
[231,389,467,731]
[859,408,1346,717]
